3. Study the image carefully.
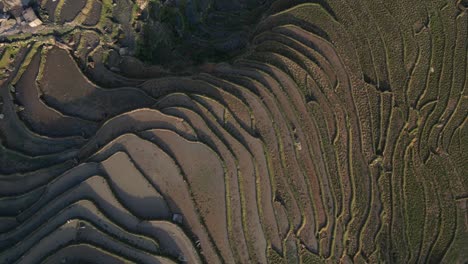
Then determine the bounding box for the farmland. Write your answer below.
[0,0,467,263]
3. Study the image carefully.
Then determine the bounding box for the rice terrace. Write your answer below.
[0,0,467,263]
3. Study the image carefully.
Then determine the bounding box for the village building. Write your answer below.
[22,7,42,27]
[1,0,20,11]
[1,0,42,28]
[2,0,22,17]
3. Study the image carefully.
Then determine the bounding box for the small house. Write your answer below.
[2,0,22,19]
[2,0,22,12]
[22,7,42,27]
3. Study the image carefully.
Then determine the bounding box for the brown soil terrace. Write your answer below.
[0,0,467,263]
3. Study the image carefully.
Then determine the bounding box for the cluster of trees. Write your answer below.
[135,0,260,69]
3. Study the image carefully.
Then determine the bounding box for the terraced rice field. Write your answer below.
[0,0,467,263]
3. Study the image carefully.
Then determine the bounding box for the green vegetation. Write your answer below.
[0,45,21,69]
[134,0,269,68]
